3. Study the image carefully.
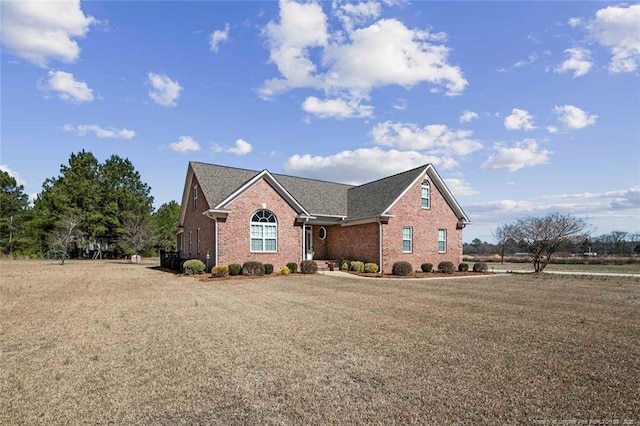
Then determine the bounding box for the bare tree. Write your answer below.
[120,216,152,256]
[504,213,588,272]
[493,223,513,264]
[49,214,84,264]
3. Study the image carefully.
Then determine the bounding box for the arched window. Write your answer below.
[250,210,277,252]
[421,180,430,208]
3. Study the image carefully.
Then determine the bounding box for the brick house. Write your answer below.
[177,161,470,273]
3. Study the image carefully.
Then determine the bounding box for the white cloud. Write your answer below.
[261,1,467,104]
[553,105,597,130]
[444,177,478,196]
[568,17,582,28]
[459,110,478,123]
[322,19,467,96]
[392,98,407,111]
[0,165,27,187]
[371,121,483,156]
[514,53,536,68]
[38,70,94,103]
[587,4,640,73]
[261,0,328,97]
[284,147,456,184]
[504,108,535,131]
[481,139,550,172]
[302,96,373,119]
[211,139,254,156]
[209,23,230,52]
[63,124,135,139]
[169,136,200,152]
[554,47,593,77]
[148,72,183,107]
[547,126,558,134]
[0,0,96,66]
[226,139,253,156]
[333,0,381,33]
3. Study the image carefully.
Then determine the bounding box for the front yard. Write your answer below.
[1,260,638,424]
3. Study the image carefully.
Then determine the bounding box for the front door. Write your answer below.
[305,225,313,260]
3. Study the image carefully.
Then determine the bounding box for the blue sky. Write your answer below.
[1,0,639,243]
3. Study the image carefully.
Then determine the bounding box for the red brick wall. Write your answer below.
[382,175,463,273]
[180,175,216,269]
[218,179,302,269]
[325,223,379,264]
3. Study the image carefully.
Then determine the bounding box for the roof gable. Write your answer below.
[347,165,427,221]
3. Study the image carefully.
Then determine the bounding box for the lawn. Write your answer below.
[478,261,640,274]
[1,260,639,424]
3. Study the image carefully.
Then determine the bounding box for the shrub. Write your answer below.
[228,264,242,276]
[351,261,364,272]
[473,262,488,272]
[340,261,350,271]
[364,263,379,273]
[392,261,413,276]
[421,263,433,273]
[211,265,229,277]
[438,261,455,274]
[278,266,291,276]
[286,262,298,274]
[300,260,318,274]
[458,262,469,272]
[243,261,265,276]
[264,263,274,275]
[183,259,206,275]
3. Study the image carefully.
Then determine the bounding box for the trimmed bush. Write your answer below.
[211,265,229,277]
[438,261,455,274]
[473,262,488,272]
[278,266,291,276]
[286,262,298,273]
[364,263,379,273]
[183,259,206,275]
[229,264,242,276]
[242,261,265,276]
[421,263,433,273]
[340,261,350,271]
[264,263,274,275]
[458,262,469,272]
[392,261,413,276]
[300,260,318,274]
[352,261,364,272]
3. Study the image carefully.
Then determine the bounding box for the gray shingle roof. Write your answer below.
[347,165,426,220]
[190,161,353,216]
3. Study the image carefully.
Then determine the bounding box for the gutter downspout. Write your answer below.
[377,218,383,274]
[214,218,218,267]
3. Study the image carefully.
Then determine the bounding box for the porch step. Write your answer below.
[314,259,341,271]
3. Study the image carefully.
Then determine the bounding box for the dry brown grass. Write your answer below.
[1,259,639,425]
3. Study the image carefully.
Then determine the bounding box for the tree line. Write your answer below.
[0,151,179,258]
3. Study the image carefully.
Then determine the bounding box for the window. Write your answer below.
[178,234,183,253]
[421,180,430,208]
[189,231,192,254]
[438,229,447,253]
[197,228,201,254]
[402,227,413,253]
[318,226,327,240]
[193,186,198,210]
[250,210,277,252]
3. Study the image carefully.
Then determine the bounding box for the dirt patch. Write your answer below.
[2,259,639,424]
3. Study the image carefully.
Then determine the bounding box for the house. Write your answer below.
[177,162,470,273]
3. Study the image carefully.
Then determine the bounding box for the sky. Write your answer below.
[1,0,639,244]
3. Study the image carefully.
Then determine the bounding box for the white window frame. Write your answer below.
[250,210,278,253]
[421,180,430,209]
[197,228,201,254]
[318,226,327,240]
[193,186,198,210]
[438,229,447,253]
[402,226,413,253]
